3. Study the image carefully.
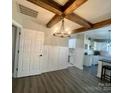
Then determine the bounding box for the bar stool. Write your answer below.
[101,65,111,82]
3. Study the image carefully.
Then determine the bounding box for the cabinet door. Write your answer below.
[92,56,99,65]
[46,46,68,72]
[47,46,59,71]
[18,29,44,77]
[58,47,68,69]
[69,39,76,48]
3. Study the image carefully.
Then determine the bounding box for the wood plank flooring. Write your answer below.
[12,67,111,93]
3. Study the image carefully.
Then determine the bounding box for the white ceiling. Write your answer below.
[15,0,82,30]
[16,0,55,26]
[85,25,111,39]
[14,0,111,32]
[74,0,111,23]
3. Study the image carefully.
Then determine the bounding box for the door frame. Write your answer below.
[12,20,23,78]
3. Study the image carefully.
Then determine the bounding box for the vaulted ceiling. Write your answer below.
[13,0,111,34]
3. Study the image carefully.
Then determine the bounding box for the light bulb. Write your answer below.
[68,31,71,34]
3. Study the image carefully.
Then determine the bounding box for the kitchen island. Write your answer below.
[97,59,111,78]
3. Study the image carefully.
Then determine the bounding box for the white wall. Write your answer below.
[43,29,69,72]
[17,28,69,77]
[94,42,108,51]
[73,34,85,70]
[43,45,69,72]
[13,0,49,32]
[12,0,23,25]
[94,42,111,57]
[44,29,69,47]
[12,22,70,77]
[13,0,85,75]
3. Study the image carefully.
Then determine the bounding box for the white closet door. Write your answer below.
[40,45,49,73]
[48,46,59,71]
[18,29,44,77]
[58,47,68,69]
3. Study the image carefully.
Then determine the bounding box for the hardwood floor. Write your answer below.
[12,67,111,93]
[83,65,98,76]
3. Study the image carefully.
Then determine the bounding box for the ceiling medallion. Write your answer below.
[53,17,71,38]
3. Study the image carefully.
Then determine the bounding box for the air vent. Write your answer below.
[19,4,38,18]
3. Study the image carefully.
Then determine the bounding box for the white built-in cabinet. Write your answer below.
[18,29,44,77]
[44,46,68,72]
[58,47,69,69]
[18,29,68,77]
[83,55,92,66]
[83,55,100,66]
[68,39,76,48]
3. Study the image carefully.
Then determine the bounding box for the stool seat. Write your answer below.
[102,65,111,70]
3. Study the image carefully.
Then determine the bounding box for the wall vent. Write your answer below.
[19,4,38,18]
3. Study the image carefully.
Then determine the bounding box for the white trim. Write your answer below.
[12,20,23,78]
[12,20,23,29]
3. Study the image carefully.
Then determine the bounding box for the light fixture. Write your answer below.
[53,17,71,38]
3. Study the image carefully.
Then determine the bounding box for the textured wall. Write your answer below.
[44,30,69,47]
[12,0,23,25]
[73,34,85,70]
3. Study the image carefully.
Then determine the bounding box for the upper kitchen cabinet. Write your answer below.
[68,38,76,48]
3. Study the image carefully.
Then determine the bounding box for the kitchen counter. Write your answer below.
[99,59,111,64]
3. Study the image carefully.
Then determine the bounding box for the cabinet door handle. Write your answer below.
[40,54,42,56]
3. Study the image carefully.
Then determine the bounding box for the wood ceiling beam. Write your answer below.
[65,13,92,28]
[47,13,92,28]
[72,19,111,34]
[47,14,64,28]
[27,0,63,15]
[63,0,87,15]
[47,0,91,28]
[93,19,111,29]
[62,0,75,10]
[27,0,94,29]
